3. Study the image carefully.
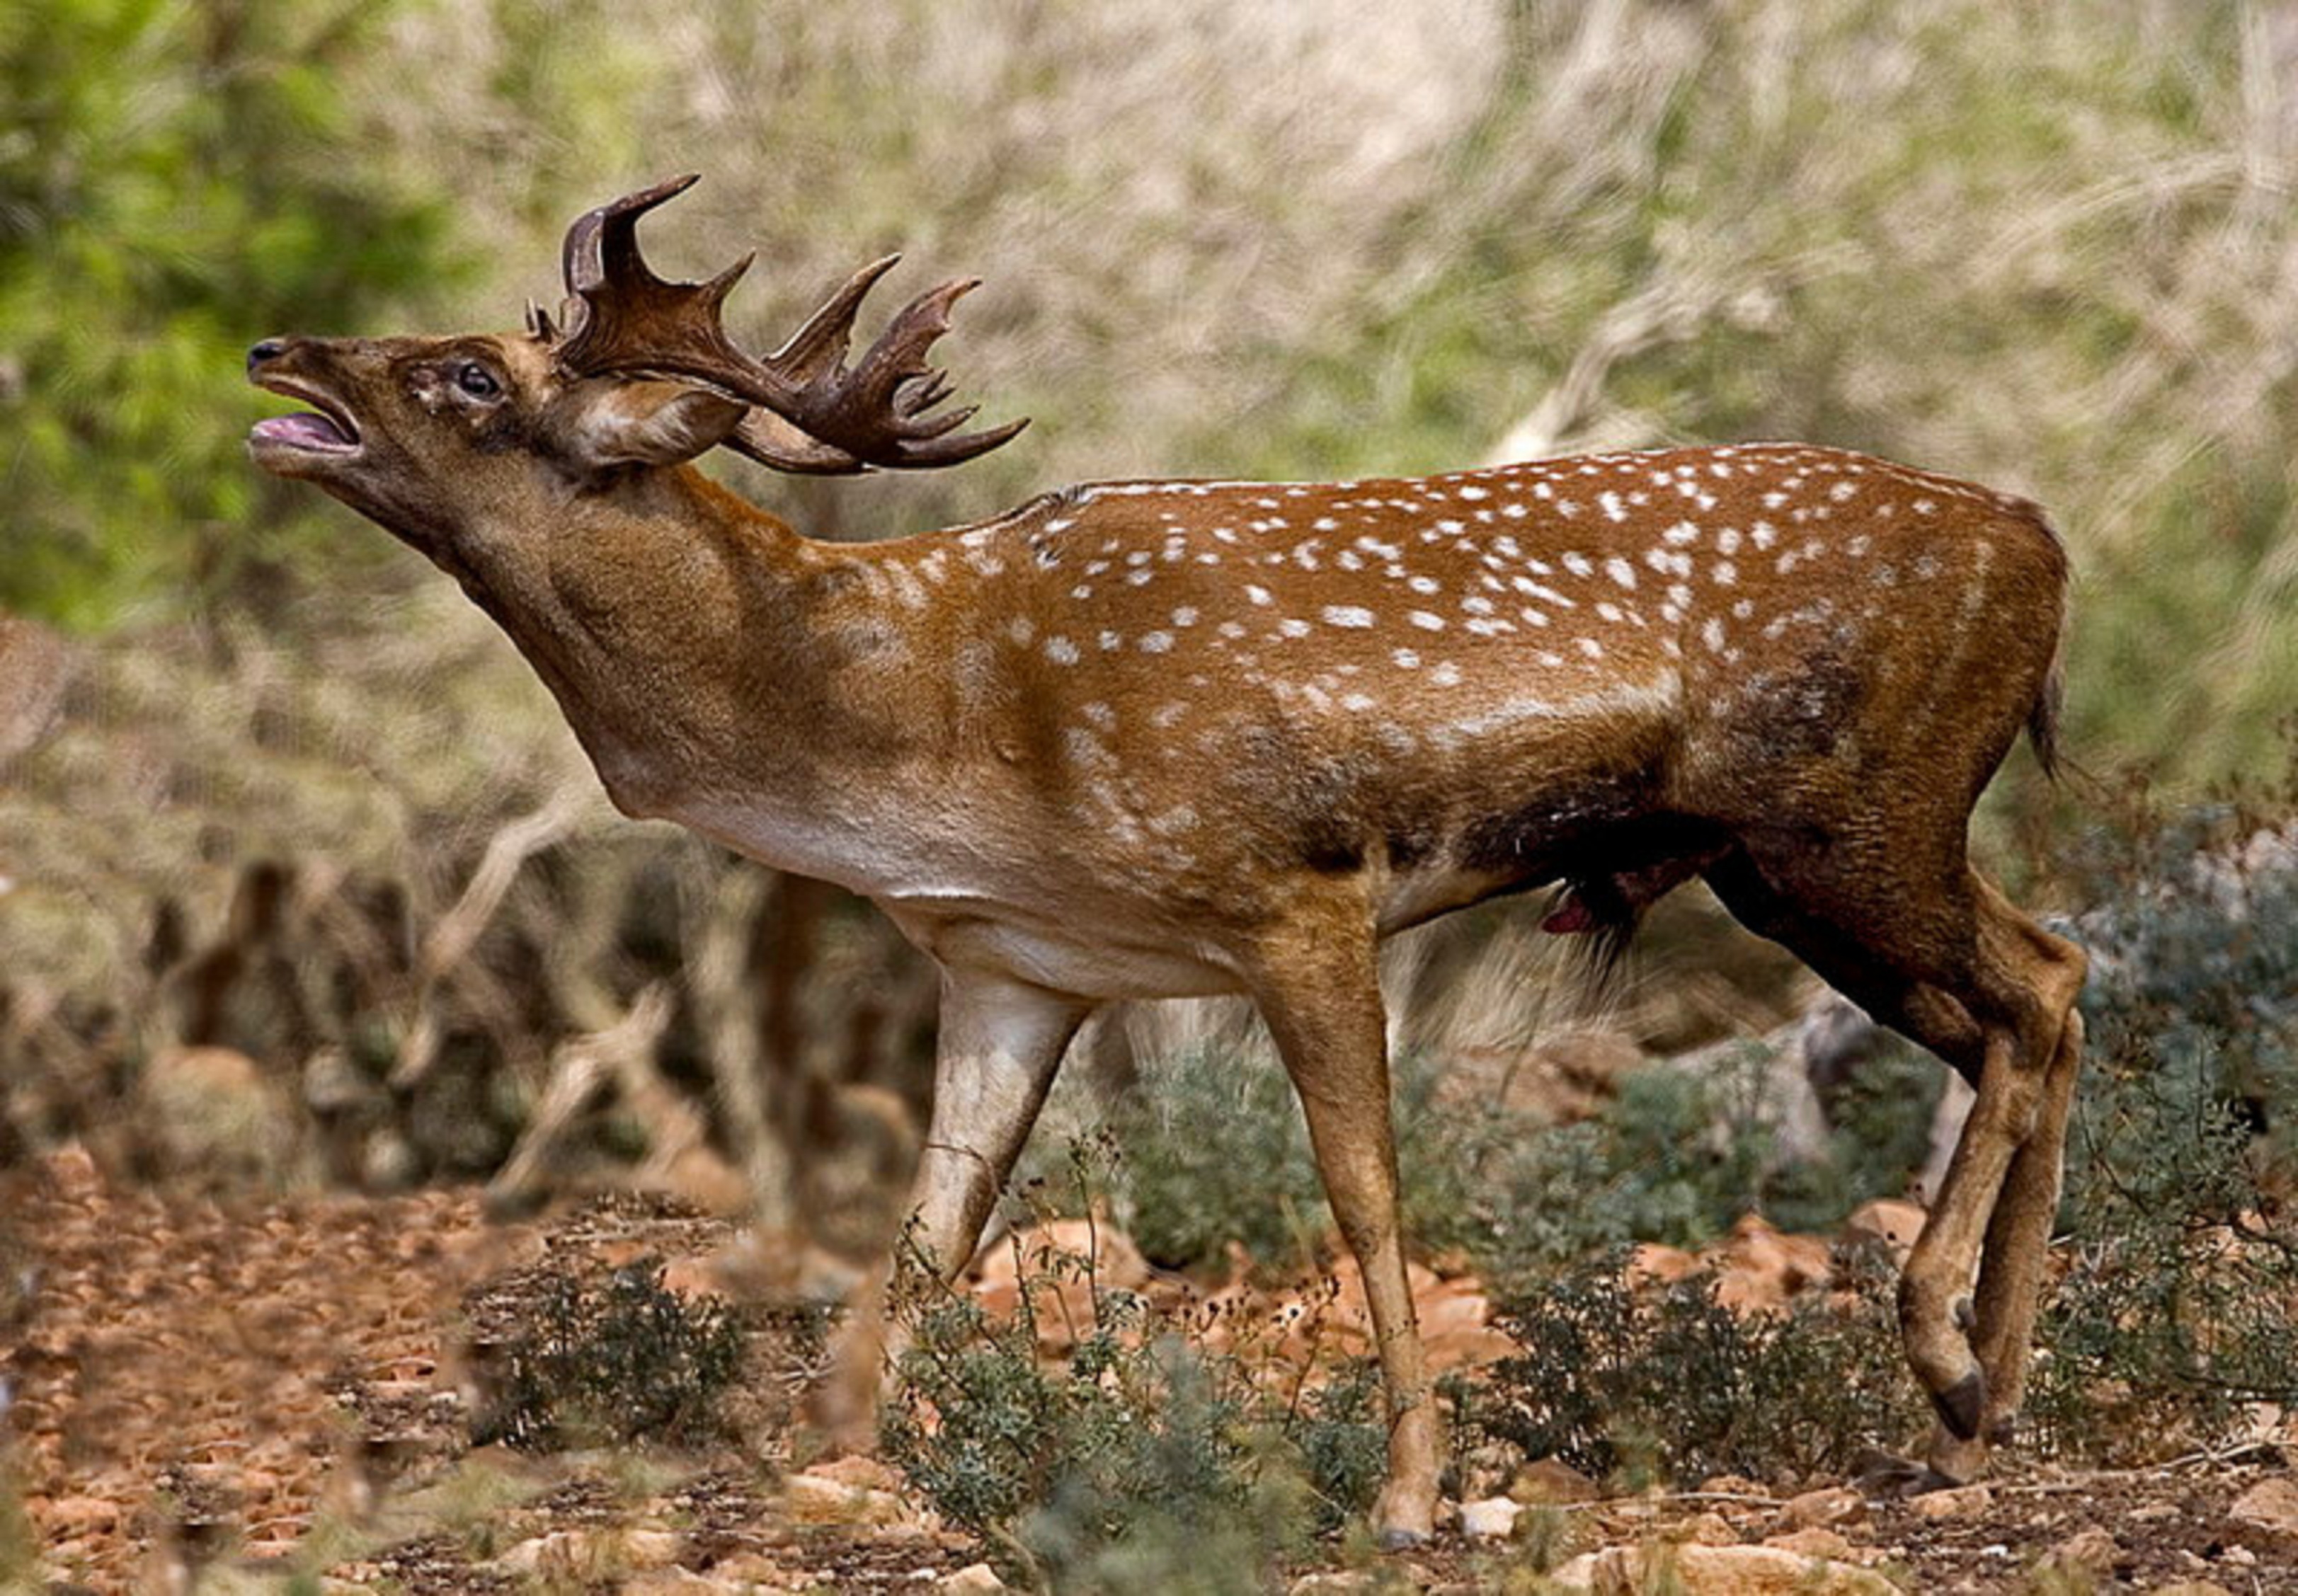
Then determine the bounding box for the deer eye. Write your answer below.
[455,362,501,399]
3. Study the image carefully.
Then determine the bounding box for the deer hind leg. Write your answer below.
[813,968,1090,1449]
[1247,914,1441,1548]
[1926,891,2086,1481]
[1704,849,2083,1475]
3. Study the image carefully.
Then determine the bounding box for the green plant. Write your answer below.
[2020,777,2298,1459]
[881,1150,1385,1589]
[0,0,460,626]
[471,1261,747,1450]
[1462,1244,1923,1489]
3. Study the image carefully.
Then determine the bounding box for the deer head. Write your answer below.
[246,173,1024,563]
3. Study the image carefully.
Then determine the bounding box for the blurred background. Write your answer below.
[3,0,2294,1236]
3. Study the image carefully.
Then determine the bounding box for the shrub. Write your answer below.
[1462,1244,1923,1489]
[469,1261,746,1450]
[2021,781,2298,1459]
[880,1153,1385,1588]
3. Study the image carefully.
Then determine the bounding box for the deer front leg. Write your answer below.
[814,966,1090,1447]
[1249,914,1441,1549]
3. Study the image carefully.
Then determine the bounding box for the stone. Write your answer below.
[2228,1476,2298,1537]
[804,1454,907,1494]
[1782,1486,1865,1529]
[1763,1527,1853,1561]
[1510,1457,1601,1504]
[624,1573,737,1595]
[940,1563,1006,1593]
[1840,1199,1926,1260]
[1547,1553,1599,1592]
[1582,1543,1899,1595]
[492,1529,682,1579]
[1909,1483,1992,1520]
[1628,1242,1702,1286]
[783,1471,911,1527]
[1459,1496,1524,1539]
[2044,1525,2119,1575]
[1669,1511,1739,1545]
[39,1495,123,1534]
[1288,1575,1376,1595]
[971,1215,1150,1352]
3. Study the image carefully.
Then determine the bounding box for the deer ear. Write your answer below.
[566,379,748,469]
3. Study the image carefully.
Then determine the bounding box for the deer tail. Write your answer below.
[2027,630,2066,783]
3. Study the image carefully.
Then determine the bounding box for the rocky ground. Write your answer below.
[6,1147,2296,1595]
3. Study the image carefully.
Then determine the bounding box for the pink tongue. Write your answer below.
[254,412,350,446]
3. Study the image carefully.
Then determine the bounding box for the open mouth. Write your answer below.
[250,377,362,456]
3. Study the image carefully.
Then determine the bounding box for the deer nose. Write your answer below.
[246,338,288,374]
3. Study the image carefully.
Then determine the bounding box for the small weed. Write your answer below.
[471,1262,746,1450]
[1460,1244,1922,1488]
[881,1147,1385,1588]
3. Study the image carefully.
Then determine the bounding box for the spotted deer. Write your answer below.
[248,176,2085,1542]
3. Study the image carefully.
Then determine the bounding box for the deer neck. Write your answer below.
[462,468,951,878]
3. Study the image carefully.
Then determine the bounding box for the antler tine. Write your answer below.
[549,176,1026,472]
[765,256,903,384]
[758,274,1031,468]
[745,266,1029,469]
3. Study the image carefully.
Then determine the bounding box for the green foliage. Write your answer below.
[2020,782,2298,1458]
[881,1156,1385,1589]
[1097,1030,1936,1291]
[0,0,458,626]
[1460,1245,1923,1489]
[1098,1043,1333,1274]
[472,1262,746,1450]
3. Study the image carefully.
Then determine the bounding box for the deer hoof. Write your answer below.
[1930,1368,1988,1440]
[1852,1448,1962,1498]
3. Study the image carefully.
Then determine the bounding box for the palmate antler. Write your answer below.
[547,174,1027,475]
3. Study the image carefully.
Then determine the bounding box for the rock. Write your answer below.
[1782,1486,1865,1529]
[618,1529,685,1570]
[1628,1242,1702,1286]
[1288,1575,1376,1595]
[1582,1543,1897,1594]
[1547,1553,1600,1592]
[1713,1214,1834,1314]
[1763,1527,1854,1561]
[804,1454,907,1494]
[1668,1511,1739,1546]
[1460,1496,1524,1539]
[940,1563,1006,1593]
[496,1532,583,1575]
[2045,1525,2119,1575]
[1840,1199,1925,1260]
[2228,1476,2298,1537]
[971,1215,1150,1351]
[493,1529,683,1578]
[39,1495,123,1534]
[2144,1584,2234,1596]
[1510,1457,1601,1504]
[624,1573,737,1595]
[783,1471,911,1527]
[1909,1483,1992,1520]
[1696,1474,1767,1497]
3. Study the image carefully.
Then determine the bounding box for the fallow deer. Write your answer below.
[248,176,2085,1543]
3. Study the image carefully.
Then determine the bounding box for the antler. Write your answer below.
[549,174,1027,474]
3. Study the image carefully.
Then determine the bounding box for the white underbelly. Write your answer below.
[888,900,1243,1001]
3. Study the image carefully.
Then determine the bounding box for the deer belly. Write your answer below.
[891,903,1243,1000]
